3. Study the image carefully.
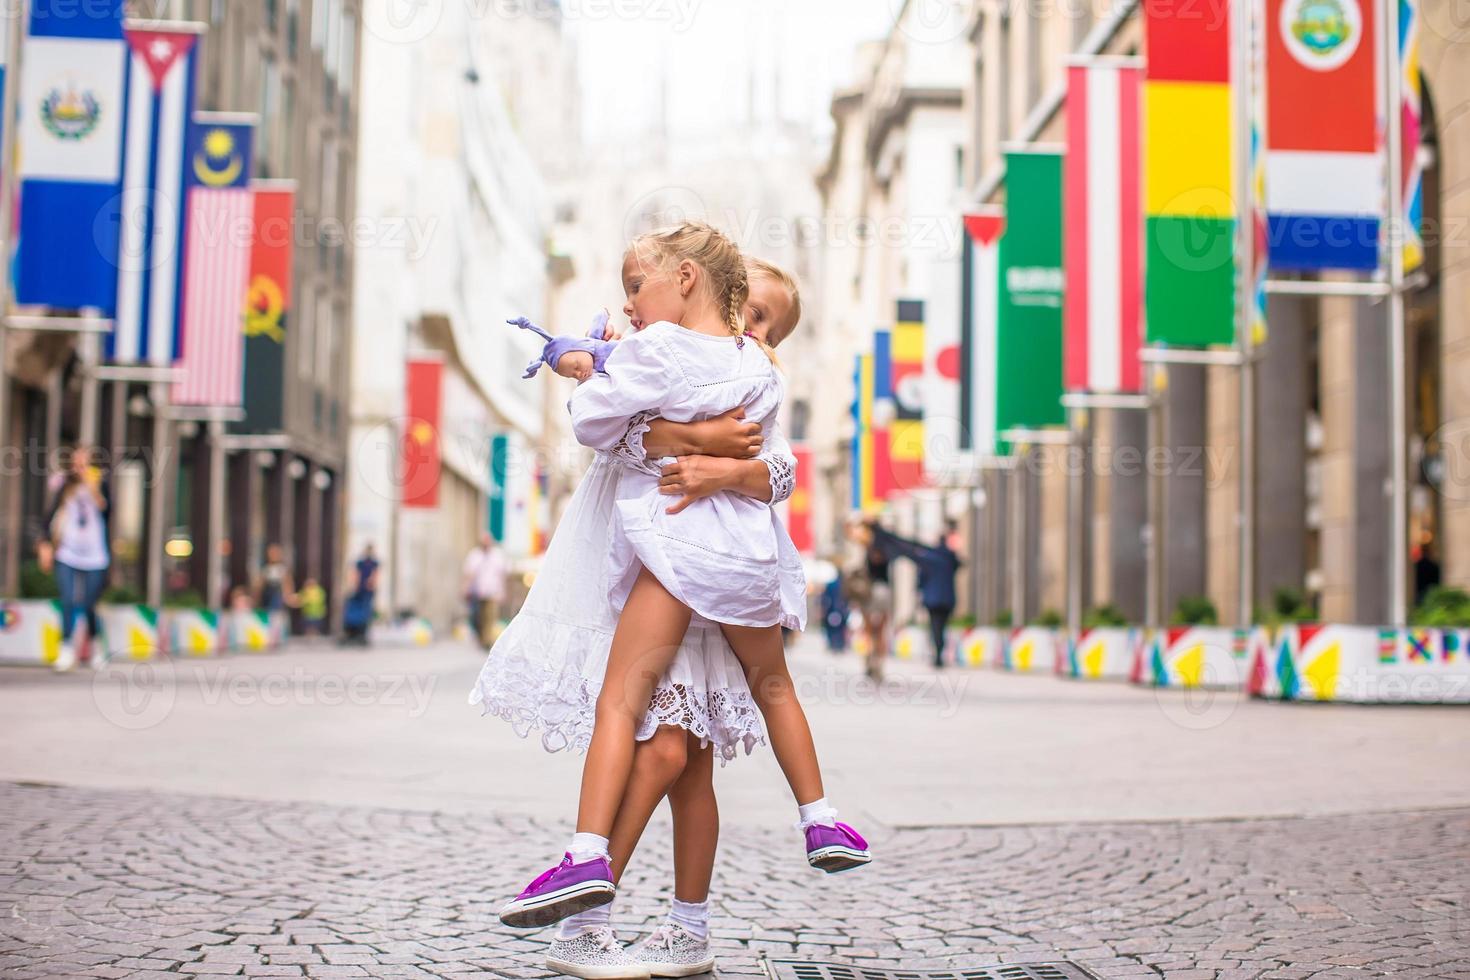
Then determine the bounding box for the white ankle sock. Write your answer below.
[797,797,837,828]
[568,832,610,861]
[556,901,612,940]
[668,898,710,941]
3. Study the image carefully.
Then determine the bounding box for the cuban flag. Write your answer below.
[1265,0,1381,271]
[172,115,256,407]
[110,20,204,365]
[14,0,128,313]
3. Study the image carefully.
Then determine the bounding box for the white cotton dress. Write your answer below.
[568,321,808,631]
[470,322,802,762]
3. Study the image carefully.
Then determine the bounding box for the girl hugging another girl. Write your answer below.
[473,223,868,978]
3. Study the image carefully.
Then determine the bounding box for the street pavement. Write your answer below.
[0,637,1468,979]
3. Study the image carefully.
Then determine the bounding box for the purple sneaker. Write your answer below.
[499,852,615,929]
[804,821,871,873]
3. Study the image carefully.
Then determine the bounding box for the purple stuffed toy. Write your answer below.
[510,309,615,380]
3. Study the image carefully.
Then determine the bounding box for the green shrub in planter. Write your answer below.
[1083,604,1128,629]
[950,613,977,630]
[1172,595,1219,626]
[19,561,58,599]
[1253,587,1316,628]
[101,584,145,606]
[1411,587,1470,628]
[163,589,205,609]
[1032,608,1064,628]
[992,609,1013,628]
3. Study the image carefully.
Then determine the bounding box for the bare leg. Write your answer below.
[608,725,689,883]
[719,623,825,805]
[577,569,692,836]
[668,733,718,902]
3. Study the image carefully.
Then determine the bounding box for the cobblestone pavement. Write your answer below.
[1,782,1467,980]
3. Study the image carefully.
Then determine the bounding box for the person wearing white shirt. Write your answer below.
[462,533,507,649]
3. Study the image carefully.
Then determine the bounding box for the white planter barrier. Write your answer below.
[165,608,223,657]
[227,609,283,652]
[1140,626,1250,689]
[958,627,1006,668]
[1001,627,1061,673]
[1250,624,1470,703]
[1066,627,1143,680]
[0,599,63,666]
[97,604,162,661]
[893,624,927,662]
[371,616,434,647]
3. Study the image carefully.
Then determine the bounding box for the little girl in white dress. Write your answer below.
[495,223,870,935]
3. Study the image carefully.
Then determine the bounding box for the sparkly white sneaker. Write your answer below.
[545,926,650,980]
[633,922,715,978]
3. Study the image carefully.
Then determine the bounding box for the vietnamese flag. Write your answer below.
[402,358,444,508]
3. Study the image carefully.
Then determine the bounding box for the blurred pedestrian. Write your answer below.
[298,578,327,635]
[38,446,111,672]
[341,544,379,647]
[255,543,295,616]
[461,532,507,650]
[869,520,963,668]
[819,570,849,653]
[842,518,892,682]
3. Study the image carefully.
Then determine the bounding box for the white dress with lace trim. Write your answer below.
[469,453,766,762]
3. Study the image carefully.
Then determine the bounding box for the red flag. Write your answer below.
[124,27,199,91]
[402,359,444,508]
[788,445,813,554]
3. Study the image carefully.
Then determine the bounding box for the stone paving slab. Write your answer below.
[1,782,1467,979]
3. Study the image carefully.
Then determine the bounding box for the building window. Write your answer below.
[266,0,279,32]
[339,10,356,124]
[258,56,281,178]
[298,290,316,382]
[287,0,300,58]
[281,78,297,176]
[311,0,328,51]
[1026,4,1044,116]
[997,9,1011,145]
[972,52,986,184]
[315,298,336,385]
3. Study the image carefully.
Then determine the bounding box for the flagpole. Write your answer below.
[1233,0,1257,626]
[0,0,25,595]
[1066,409,1085,636]
[1010,448,1027,626]
[1383,0,1408,626]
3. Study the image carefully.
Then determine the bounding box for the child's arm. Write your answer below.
[658,419,797,514]
[567,330,671,451]
[643,409,763,459]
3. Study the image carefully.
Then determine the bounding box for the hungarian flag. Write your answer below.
[1265,0,1380,271]
[172,115,256,406]
[961,209,1004,457]
[1143,0,1236,347]
[1065,60,1143,394]
[402,358,444,509]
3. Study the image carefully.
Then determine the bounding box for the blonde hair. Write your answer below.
[628,222,750,342]
[745,257,802,348]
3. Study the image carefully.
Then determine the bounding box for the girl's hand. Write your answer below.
[694,408,762,459]
[659,456,740,515]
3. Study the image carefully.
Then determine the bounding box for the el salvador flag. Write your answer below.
[14,0,128,314]
[109,21,204,365]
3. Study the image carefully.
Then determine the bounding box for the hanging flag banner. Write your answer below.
[239,182,294,432]
[1264,0,1379,271]
[110,19,205,365]
[788,444,814,554]
[870,328,896,502]
[889,300,926,493]
[850,354,869,511]
[997,148,1066,439]
[14,0,128,313]
[1398,0,1423,273]
[402,358,444,509]
[961,209,1005,457]
[0,11,11,165]
[488,433,509,543]
[924,245,967,482]
[1143,0,1236,347]
[1065,59,1144,394]
[172,114,256,406]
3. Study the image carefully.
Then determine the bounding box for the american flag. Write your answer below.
[172,115,256,407]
